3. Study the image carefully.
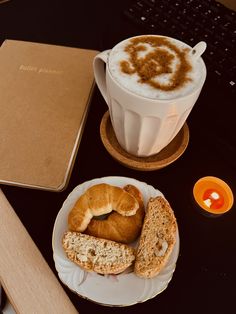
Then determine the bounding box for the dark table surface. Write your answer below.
[1,1,236,313]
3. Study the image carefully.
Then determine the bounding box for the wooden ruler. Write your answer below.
[0,189,78,314]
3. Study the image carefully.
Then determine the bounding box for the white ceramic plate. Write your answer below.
[52,176,180,306]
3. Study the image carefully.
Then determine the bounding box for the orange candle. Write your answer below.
[193,176,234,216]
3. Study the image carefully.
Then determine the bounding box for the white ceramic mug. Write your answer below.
[93,35,207,157]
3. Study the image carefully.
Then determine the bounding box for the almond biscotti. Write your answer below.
[134,196,177,278]
[62,231,136,275]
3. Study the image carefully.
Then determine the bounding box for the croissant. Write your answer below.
[85,184,145,244]
[68,183,139,232]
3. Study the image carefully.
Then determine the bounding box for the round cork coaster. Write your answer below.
[100,111,190,171]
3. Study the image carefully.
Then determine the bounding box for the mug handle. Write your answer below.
[93,50,111,104]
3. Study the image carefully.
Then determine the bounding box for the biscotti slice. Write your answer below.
[134,196,177,279]
[62,231,136,275]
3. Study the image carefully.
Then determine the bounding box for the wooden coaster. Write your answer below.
[100,111,190,171]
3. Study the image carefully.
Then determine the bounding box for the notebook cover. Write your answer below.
[0,39,98,191]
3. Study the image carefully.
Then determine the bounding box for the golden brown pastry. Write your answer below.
[68,183,139,232]
[85,184,145,244]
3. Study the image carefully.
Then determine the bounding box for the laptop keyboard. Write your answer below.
[124,0,236,92]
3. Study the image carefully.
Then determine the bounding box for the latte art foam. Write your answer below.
[108,35,205,100]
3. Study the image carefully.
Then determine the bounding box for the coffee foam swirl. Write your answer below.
[109,36,204,100]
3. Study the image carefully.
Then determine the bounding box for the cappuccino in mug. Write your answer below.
[94,35,206,157]
[109,35,204,100]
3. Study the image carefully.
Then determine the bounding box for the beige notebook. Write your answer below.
[0,39,98,191]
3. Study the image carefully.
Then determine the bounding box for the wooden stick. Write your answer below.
[0,189,78,314]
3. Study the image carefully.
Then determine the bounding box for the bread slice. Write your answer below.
[134,196,177,279]
[62,231,136,275]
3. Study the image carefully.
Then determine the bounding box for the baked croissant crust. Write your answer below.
[68,183,139,232]
[85,184,145,244]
